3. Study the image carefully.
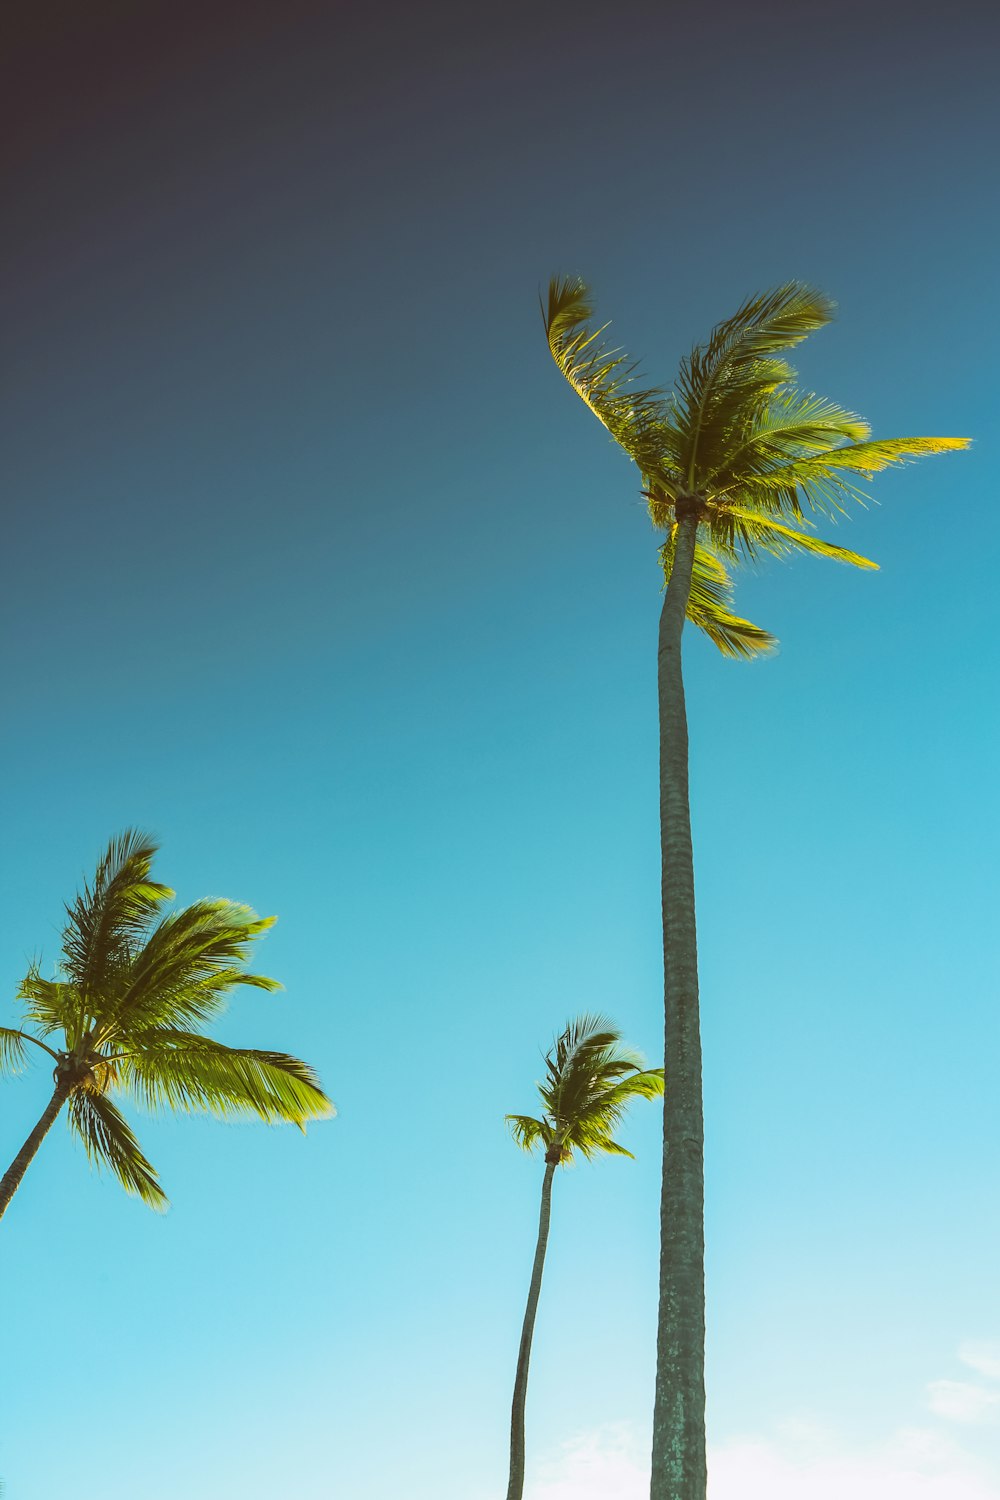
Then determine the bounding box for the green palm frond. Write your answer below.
[674,283,837,488]
[505,1114,551,1153]
[68,1088,168,1210]
[101,901,281,1040]
[710,508,878,570]
[720,435,971,523]
[705,388,871,492]
[565,1068,665,1160]
[0,1028,30,1074]
[660,532,776,659]
[60,830,173,996]
[544,277,680,484]
[118,1031,334,1127]
[16,972,80,1038]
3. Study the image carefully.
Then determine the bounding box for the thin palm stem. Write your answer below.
[506,1157,557,1500]
[651,514,707,1500]
[0,1080,72,1222]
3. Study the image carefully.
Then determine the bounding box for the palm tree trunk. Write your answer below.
[0,1080,71,1223]
[650,512,707,1500]
[506,1156,557,1500]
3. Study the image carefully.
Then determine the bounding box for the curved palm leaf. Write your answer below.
[543,277,672,475]
[0,1029,30,1075]
[660,531,776,659]
[17,973,80,1039]
[61,830,173,993]
[98,901,282,1042]
[710,508,879,569]
[704,388,871,492]
[118,1031,334,1127]
[673,283,837,489]
[68,1088,168,1210]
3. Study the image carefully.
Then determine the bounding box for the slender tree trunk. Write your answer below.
[0,1080,71,1223]
[650,513,707,1500]
[506,1157,557,1500]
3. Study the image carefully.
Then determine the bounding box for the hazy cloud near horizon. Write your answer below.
[515,1343,1000,1500]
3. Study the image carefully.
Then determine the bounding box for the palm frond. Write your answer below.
[0,1028,30,1074]
[60,830,173,1000]
[660,532,776,659]
[785,434,969,473]
[101,901,281,1040]
[674,283,837,487]
[570,1131,635,1161]
[117,1031,334,1127]
[16,971,79,1040]
[711,508,878,570]
[506,1114,550,1155]
[725,435,971,520]
[67,1088,168,1210]
[705,389,871,491]
[544,276,680,486]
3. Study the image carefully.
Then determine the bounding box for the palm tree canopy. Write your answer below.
[544,276,970,657]
[1,830,334,1209]
[507,1013,663,1164]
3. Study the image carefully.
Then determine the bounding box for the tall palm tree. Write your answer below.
[0,830,334,1221]
[544,279,969,1500]
[505,1013,664,1500]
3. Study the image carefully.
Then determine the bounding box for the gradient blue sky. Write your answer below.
[1,2,997,1497]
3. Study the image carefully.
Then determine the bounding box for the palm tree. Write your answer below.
[544,279,969,1500]
[0,830,334,1221]
[505,1013,664,1500]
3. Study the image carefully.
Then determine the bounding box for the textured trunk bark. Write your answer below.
[0,1079,71,1223]
[650,514,707,1500]
[506,1157,557,1500]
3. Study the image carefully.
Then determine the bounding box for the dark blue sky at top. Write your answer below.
[1,3,997,1498]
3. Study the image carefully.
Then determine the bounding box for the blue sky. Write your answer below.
[1,2,997,1497]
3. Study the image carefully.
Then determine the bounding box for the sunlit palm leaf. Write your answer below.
[506,1114,550,1153]
[101,901,281,1039]
[721,436,970,523]
[674,283,836,486]
[0,1029,30,1075]
[118,1031,334,1127]
[705,389,871,490]
[544,277,683,488]
[61,830,173,994]
[660,531,776,659]
[68,1088,168,1210]
[711,508,878,570]
[16,972,80,1038]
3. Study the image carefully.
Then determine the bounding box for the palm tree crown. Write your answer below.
[545,277,969,653]
[507,1012,664,1165]
[0,830,333,1213]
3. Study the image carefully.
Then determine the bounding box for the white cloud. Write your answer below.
[525,1422,647,1500]
[524,1420,1000,1500]
[711,1428,999,1500]
[927,1380,1000,1425]
[524,1343,1000,1499]
[960,1341,1000,1381]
